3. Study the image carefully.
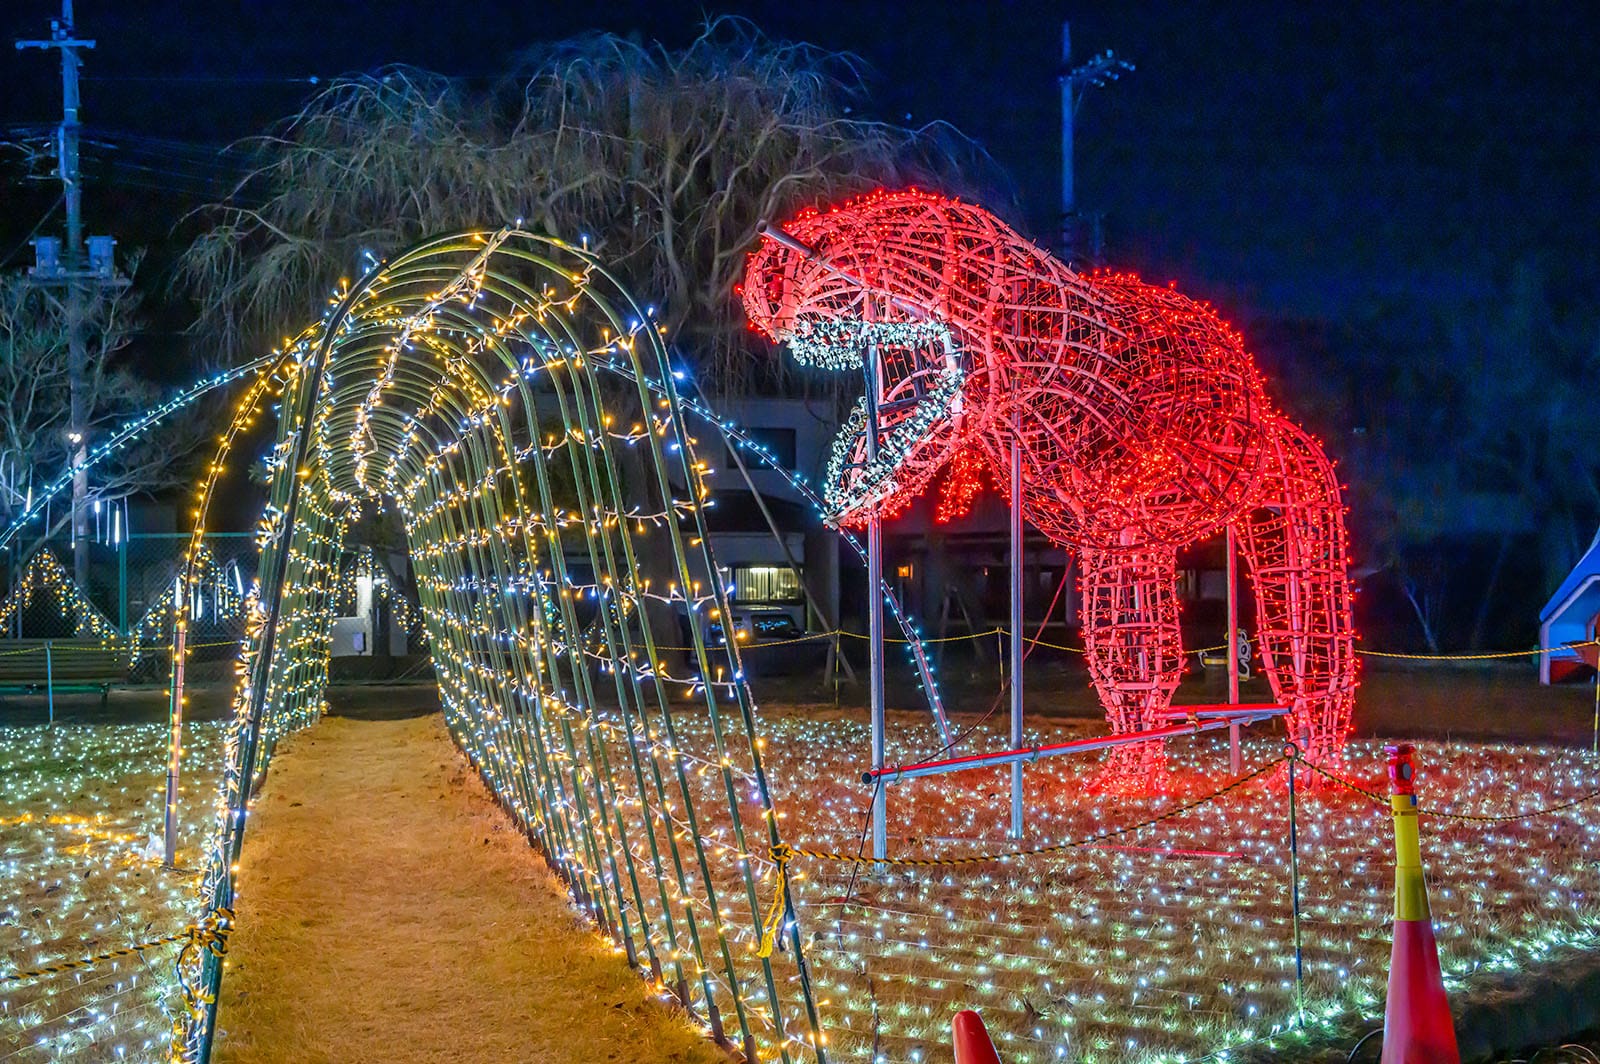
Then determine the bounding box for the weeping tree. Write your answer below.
[182,18,997,391]
[182,19,996,668]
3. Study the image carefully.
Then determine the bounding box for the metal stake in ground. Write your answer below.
[865,339,887,870]
[1287,744,1304,1019]
[1009,416,1024,840]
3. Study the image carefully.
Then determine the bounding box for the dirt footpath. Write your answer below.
[212,713,721,1064]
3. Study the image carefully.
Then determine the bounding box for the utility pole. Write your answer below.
[18,0,110,587]
[1059,21,1134,267]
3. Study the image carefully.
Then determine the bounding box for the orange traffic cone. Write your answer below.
[1380,744,1460,1064]
[952,1009,1002,1064]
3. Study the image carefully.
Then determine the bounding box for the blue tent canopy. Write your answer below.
[1539,528,1600,683]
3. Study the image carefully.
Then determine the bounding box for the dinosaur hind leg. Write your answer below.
[1080,538,1184,791]
[1234,419,1358,768]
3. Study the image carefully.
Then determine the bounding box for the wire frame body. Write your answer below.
[743,189,1358,782]
[175,231,824,1063]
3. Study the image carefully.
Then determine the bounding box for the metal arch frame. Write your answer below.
[0,227,966,1063]
[173,229,831,1063]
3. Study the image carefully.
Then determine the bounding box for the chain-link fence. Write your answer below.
[0,533,256,682]
[0,534,427,684]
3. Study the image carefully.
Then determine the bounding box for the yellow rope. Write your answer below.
[89,625,1576,661]
[1296,759,1600,823]
[651,632,835,653]
[1,908,232,985]
[1294,760,1390,805]
[756,843,793,958]
[41,642,130,655]
[1355,645,1569,661]
[839,627,1008,646]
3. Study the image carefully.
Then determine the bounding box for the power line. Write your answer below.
[82,74,322,85]
[0,192,64,268]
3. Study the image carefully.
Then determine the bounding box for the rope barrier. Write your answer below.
[652,631,837,653]
[0,638,241,655]
[0,631,1573,660]
[1294,758,1600,823]
[1355,645,1571,661]
[1,908,232,985]
[756,846,793,958]
[660,624,1574,660]
[839,627,1009,646]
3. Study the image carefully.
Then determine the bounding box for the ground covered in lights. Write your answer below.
[691,706,1600,1064]
[1,723,224,1064]
[6,707,1600,1064]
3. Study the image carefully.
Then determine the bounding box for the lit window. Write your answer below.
[733,564,802,604]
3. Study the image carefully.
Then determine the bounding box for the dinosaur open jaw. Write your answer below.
[781,317,968,526]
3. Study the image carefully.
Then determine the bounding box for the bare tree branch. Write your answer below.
[0,270,210,559]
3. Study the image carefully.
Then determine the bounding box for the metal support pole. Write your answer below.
[163,620,186,867]
[17,2,97,589]
[1009,433,1025,839]
[1226,525,1242,773]
[1226,525,1240,705]
[865,345,887,868]
[44,640,54,725]
[1287,747,1305,1018]
[868,517,886,866]
[117,532,127,634]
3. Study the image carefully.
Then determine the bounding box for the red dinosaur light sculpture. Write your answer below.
[743,189,1357,786]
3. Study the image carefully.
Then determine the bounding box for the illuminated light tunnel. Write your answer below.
[743,188,1358,787]
[172,230,831,1061]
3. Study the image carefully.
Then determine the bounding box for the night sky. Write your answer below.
[3,0,1597,333]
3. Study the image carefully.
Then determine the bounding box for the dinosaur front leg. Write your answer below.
[1234,419,1358,769]
[1080,536,1185,790]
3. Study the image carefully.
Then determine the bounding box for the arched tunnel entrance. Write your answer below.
[175,230,824,1061]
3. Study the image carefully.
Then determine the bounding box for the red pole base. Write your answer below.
[1381,918,1460,1064]
[953,1009,1002,1064]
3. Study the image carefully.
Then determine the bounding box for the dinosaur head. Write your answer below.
[742,191,978,526]
[745,189,1277,547]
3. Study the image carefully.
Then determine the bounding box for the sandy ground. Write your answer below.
[210,713,723,1064]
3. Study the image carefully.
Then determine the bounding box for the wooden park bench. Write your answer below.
[0,639,131,718]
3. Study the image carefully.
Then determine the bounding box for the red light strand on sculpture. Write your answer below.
[743,188,1359,786]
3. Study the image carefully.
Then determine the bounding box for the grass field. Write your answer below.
[1,722,224,1064]
[4,667,1600,1063]
[617,701,1600,1063]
